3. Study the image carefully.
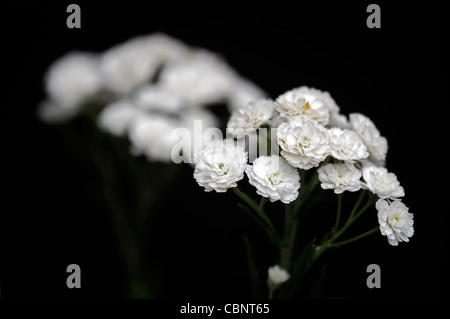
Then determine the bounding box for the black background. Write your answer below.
[1,0,443,300]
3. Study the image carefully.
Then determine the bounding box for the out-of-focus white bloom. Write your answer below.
[277,115,330,170]
[193,139,247,192]
[97,99,142,136]
[268,265,290,286]
[228,78,268,111]
[133,85,185,113]
[318,163,362,194]
[328,128,369,163]
[275,86,332,125]
[362,166,404,200]
[328,112,351,129]
[99,36,161,95]
[145,33,189,62]
[246,155,300,204]
[128,114,179,162]
[159,50,237,106]
[45,52,101,110]
[376,199,414,246]
[227,99,274,138]
[179,108,219,164]
[37,100,80,123]
[349,113,388,166]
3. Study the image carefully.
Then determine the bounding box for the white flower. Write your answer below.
[275,86,331,125]
[133,84,184,113]
[159,50,236,106]
[268,265,290,286]
[37,100,79,123]
[246,155,300,204]
[362,166,405,200]
[318,163,362,194]
[328,128,369,163]
[376,199,414,246]
[44,52,101,110]
[349,113,388,166]
[277,115,330,170]
[100,35,161,95]
[128,114,179,162]
[227,99,274,138]
[194,139,248,192]
[97,99,142,136]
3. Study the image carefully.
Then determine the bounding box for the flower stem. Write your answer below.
[330,226,380,248]
[333,193,343,235]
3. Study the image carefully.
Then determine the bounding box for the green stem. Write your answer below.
[232,187,259,212]
[281,203,297,269]
[331,226,380,248]
[333,193,343,235]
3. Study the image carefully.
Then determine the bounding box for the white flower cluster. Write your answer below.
[39,33,267,163]
[195,85,413,246]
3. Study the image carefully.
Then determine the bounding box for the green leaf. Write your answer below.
[243,236,263,299]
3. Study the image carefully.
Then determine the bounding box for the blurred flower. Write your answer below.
[194,139,248,192]
[268,265,290,286]
[246,155,300,204]
[99,35,161,95]
[349,113,388,166]
[362,166,404,200]
[43,52,101,114]
[275,86,331,125]
[227,99,275,138]
[318,163,362,194]
[133,84,185,113]
[159,50,237,106]
[376,199,414,246]
[98,99,141,136]
[277,115,330,170]
[328,127,369,163]
[128,114,180,162]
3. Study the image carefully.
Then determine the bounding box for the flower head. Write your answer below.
[227,99,274,138]
[275,86,332,125]
[349,113,388,166]
[362,166,404,200]
[44,52,101,111]
[318,163,362,194]
[194,139,248,192]
[328,128,369,163]
[277,115,330,170]
[376,199,414,246]
[268,265,290,286]
[246,155,300,204]
[98,99,141,136]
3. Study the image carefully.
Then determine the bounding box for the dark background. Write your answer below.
[1,1,443,299]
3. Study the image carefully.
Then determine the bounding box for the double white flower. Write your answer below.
[246,155,300,204]
[328,128,369,163]
[349,113,388,166]
[362,166,404,200]
[376,199,414,246]
[194,139,248,192]
[277,115,330,170]
[318,163,362,194]
[275,86,332,125]
[227,99,275,138]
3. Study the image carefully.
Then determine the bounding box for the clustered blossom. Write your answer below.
[196,84,414,247]
[246,155,300,204]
